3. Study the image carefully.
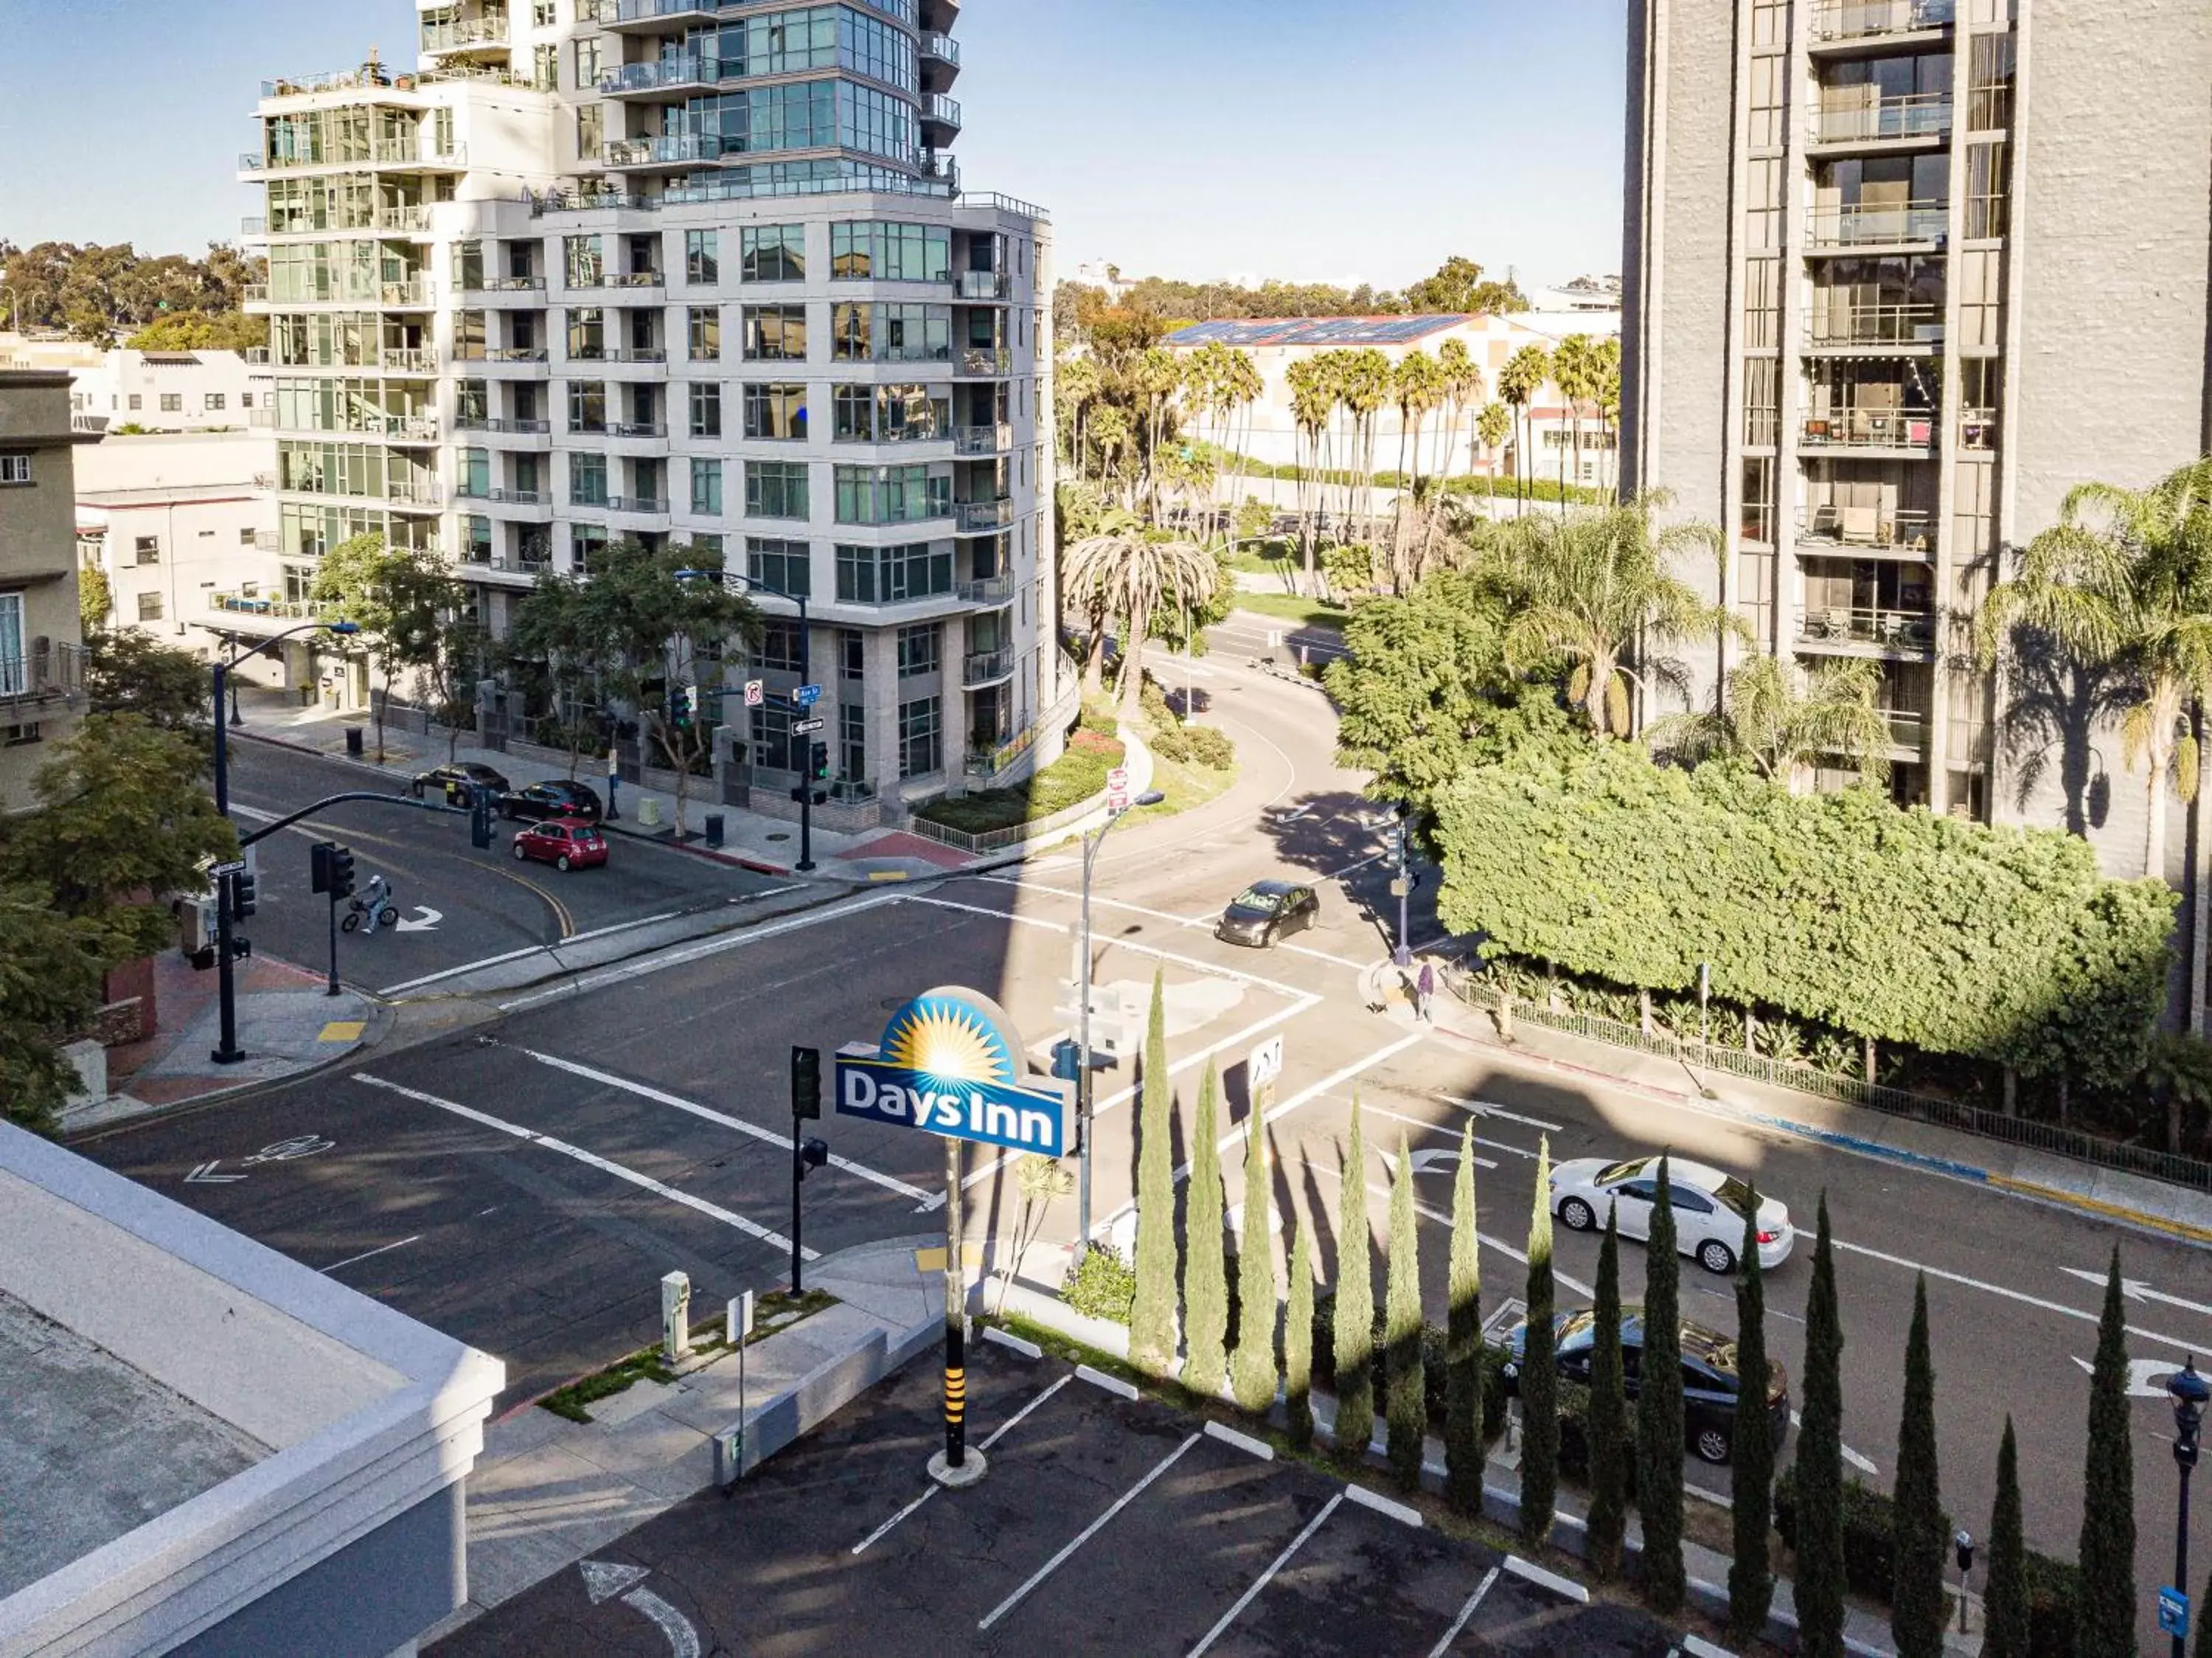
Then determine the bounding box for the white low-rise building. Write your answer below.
[0,338,270,435]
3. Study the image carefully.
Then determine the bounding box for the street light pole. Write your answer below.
[2169,1357,2208,1658]
[1073,785,1162,1258]
[1392,807,1413,969]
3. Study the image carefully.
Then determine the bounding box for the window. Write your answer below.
[1965,141,2011,239]
[573,36,602,90]
[1960,359,2002,451]
[833,464,948,524]
[160,393,184,413]
[838,627,864,681]
[831,221,951,282]
[742,224,806,282]
[689,381,723,438]
[835,541,951,601]
[744,305,807,361]
[751,704,797,771]
[533,0,556,24]
[0,454,27,486]
[690,457,723,515]
[134,535,161,565]
[899,695,942,778]
[577,103,603,159]
[1968,32,2016,131]
[1742,257,1780,351]
[570,452,608,506]
[686,229,720,285]
[746,459,810,518]
[759,618,806,672]
[128,395,142,412]
[1745,156,1784,252]
[747,536,811,597]
[206,393,226,412]
[240,525,257,544]
[136,591,164,622]
[568,380,608,432]
[1747,52,1784,150]
[840,701,865,782]
[242,392,254,409]
[464,516,492,563]
[462,446,490,498]
[567,307,606,359]
[565,234,604,286]
[688,306,721,361]
[897,622,939,678]
[1742,358,1778,447]
[743,383,808,440]
[571,523,606,573]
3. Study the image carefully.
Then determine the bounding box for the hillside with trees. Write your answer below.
[1054,254,1528,347]
[0,240,265,350]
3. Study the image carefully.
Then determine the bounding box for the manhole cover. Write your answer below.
[766,832,791,842]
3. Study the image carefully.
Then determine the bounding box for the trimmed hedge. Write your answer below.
[914,727,1126,834]
[1062,1242,1137,1325]
[1433,743,2176,1085]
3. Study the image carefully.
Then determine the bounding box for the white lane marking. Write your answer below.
[1788,1410,1880,1475]
[1503,1554,1590,1603]
[852,1375,1074,1555]
[1358,1102,1499,1167]
[976,1433,1205,1631]
[380,943,547,995]
[908,891,1311,999]
[581,1559,650,1602]
[1344,1483,1424,1527]
[320,1235,422,1274]
[983,878,1372,974]
[623,1588,700,1658]
[511,1046,938,1207]
[1350,1178,1596,1300]
[1833,1237,2205,1354]
[499,890,908,1010]
[1433,1096,1566,1134]
[2057,1266,2212,1322]
[353,1074,815,1258]
[380,892,812,996]
[1186,1491,1345,1658]
[2069,1355,2196,1398]
[1427,1565,1503,1658]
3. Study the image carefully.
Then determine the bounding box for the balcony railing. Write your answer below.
[1797,506,1935,555]
[1809,0,1955,41]
[953,423,1012,457]
[487,347,549,363]
[0,642,85,704]
[1795,606,1937,651]
[603,346,667,364]
[243,346,271,364]
[611,420,667,437]
[486,487,552,505]
[1806,200,1949,249]
[957,269,1007,300]
[241,215,266,236]
[956,572,1015,605]
[1800,409,1936,451]
[923,94,963,131]
[1811,93,1952,145]
[388,477,444,507]
[955,499,1013,533]
[206,594,340,622]
[488,417,553,434]
[1881,709,1930,749]
[474,274,546,292]
[604,134,714,168]
[1806,302,1944,347]
[957,347,1012,376]
[608,270,665,288]
[599,57,712,94]
[920,32,960,66]
[608,494,670,515]
[605,0,718,21]
[381,347,438,372]
[962,647,1015,687]
[421,15,510,52]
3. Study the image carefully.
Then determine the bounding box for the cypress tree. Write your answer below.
[1182,1062,1228,1398]
[1638,1155,1686,1614]
[2076,1249,2137,1658]
[1385,1137,1426,1488]
[1984,1417,2028,1658]
[1795,1193,1848,1658]
[1332,1094,1375,1461]
[1230,1099,1279,1414]
[1891,1274,1944,1658]
[1586,1204,1630,1579]
[1520,1134,1559,1545]
[2198,1564,2212,1658]
[1444,1119,1485,1514]
[1284,1222,1315,1450]
[1129,968,1178,1377]
[1728,1190,1774,1645]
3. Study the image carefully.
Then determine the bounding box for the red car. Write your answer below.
[512,816,608,872]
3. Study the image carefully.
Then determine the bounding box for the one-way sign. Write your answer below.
[793,717,825,735]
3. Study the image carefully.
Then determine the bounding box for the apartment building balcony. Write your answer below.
[460,550,554,585]
[241,216,266,237]
[470,274,546,294]
[920,32,960,92]
[598,56,715,100]
[609,420,668,439]
[953,423,1014,457]
[603,133,714,173]
[387,476,445,508]
[366,412,440,443]
[1805,302,1944,353]
[1799,409,1936,454]
[608,495,669,518]
[961,647,1016,689]
[0,641,85,708]
[955,347,1012,378]
[1796,506,1935,558]
[957,269,1008,301]
[1806,200,1948,252]
[1808,0,1955,49]
[954,499,1012,533]
[607,270,665,293]
[956,572,1015,606]
[599,0,720,32]
[1809,93,1952,153]
[921,94,963,145]
[421,15,510,57]
[1795,605,1936,657]
[482,347,552,375]
[1878,707,1930,754]
[380,346,439,374]
[479,487,553,508]
[204,594,343,634]
[478,417,554,442]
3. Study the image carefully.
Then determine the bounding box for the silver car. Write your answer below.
[1549,1154,1795,1274]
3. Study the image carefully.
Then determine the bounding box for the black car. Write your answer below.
[412,762,510,805]
[1214,879,1320,948]
[1502,1305,1790,1465]
[495,779,605,823]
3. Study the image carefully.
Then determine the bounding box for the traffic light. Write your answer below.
[310,841,336,894]
[670,686,693,730]
[808,740,830,783]
[327,844,357,898]
[231,870,258,920]
[796,1137,830,1180]
[791,1045,821,1119]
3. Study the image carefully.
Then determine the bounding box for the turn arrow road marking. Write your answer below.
[578,1561,699,1658]
[2058,1266,2212,1323]
[2070,1355,2192,1400]
[394,906,443,933]
[184,1161,245,1184]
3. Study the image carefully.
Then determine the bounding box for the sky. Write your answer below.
[0,0,1627,294]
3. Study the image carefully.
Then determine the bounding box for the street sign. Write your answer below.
[2159,1588,2189,1638]
[835,987,1074,1156]
[793,716,825,735]
[793,683,824,707]
[1248,1036,1285,1114]
[1107,766,1129,794]
[743,679,764,707]
[209,859,247,878]
[606,747,619,777]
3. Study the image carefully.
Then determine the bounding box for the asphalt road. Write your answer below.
[80,629,2212,1645]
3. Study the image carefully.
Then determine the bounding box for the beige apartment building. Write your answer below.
[0,369,90,808]
[1622,0,2212,881]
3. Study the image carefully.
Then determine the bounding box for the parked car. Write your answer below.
[1550,1154,1794,1274]
[1502,1305,1791,1465]
[512,817,608,872]
[495,779,604,823]
[412,762,509,805]
[1214,879,1320,948]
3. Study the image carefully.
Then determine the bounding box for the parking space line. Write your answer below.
[851,1375,1074,1556]
[352,1075,815,1258]
[1425,1564,1502,1658]
[975,1432,1204,1631]
[1185,1491,1344,1658]
[320,1235,421,1274]
[979,877,1373,972]
[507,1046,939,1207]
[1831,1236,2205,1354]
[1343,1483,1424,1527]
[1503,1554,1590,1603]
[1202,1420,1274,1460]
[1360,1103,1499,1167]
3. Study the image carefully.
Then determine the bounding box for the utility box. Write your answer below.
[661,1271,691,1363]
[179,900,218,962]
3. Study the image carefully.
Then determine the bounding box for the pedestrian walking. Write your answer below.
[1416,960,1436,1023]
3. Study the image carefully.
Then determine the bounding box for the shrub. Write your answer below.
[914,729,1124,834]
[1775,1468,1951,1606]
[1061,1242,1136,1325]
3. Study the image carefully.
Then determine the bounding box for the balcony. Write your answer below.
[611,420,667,438]
[388,476,444,508]
[370,413,440,443]
[922,93,963,141]
[1806,302,1944,350]
[1879,709,1929,752]
[241,215,266,236]
[957,269,1007,301]
[598,56,715,99]
[1806,200,1948,251]
[601,0,720,30]
[483,487,552,506]
[464,551,554,581]
[1795,606,1936,654]
[485,347,550,366]
[961,647,1015,688]
[608,494,670,517]
[955,499,1012,533]
[921,32,961,72]
[421,15,510,54]
[608,270,665,291]
[485,417,553,436]
[956,347,1012,377]
[1809,0,1955,44]
[380,347,439,372]
[0,642,85,707]
[243,346,271,365]
[1797,506,1935,558]
[953,423,1013,457]
[1810,93,1952,149]
[206,594,341,625]
[1800,409,1936,454]
[473,274,546,293]
[602,347,668,364]
[603,134,714,171]
[956,572,1015,606]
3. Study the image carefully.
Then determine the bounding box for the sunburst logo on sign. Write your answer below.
[835,985,1074,1158]
[882,996,1013,1091]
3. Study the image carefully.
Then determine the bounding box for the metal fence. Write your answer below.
[1444,968,2212,1194]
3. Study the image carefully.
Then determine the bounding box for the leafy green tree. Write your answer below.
[1638,1156,1686,1613]
[1403,254,1527,318]
[310,533,457,763]
[78,564,111,634]
[1332,1094,1375,1460]
[1444,1120,1485,1513]
[421,617,493,764]
[1892,1274,1945,1657]
[122,309,266,353]
[1182,1062,1229,1398]
[2076,1250,2137,1658]
[1520,1134,1558,1544]
[1984,1418,2028,1658]
[1550,334,1605,504]
[1,238,262,344]
[509,568,615,778]
[81,628,212,743]
[2197,1564,2211,1658]
[1728,1190,1775,1644]
[1795,1195,1848,1658]
[1230,1100,1279,1414]
[1284,1222,1315,1450]
[1586,1204,1630,1578]
[0,884,111,1131]
[1130,969,1179,1376]
[1385,1137,1426,1488]
[1648,654,1897,791]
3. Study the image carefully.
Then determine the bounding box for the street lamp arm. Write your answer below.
[223,617,360,673]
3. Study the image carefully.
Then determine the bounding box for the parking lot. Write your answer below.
[431,1337,1691,1657]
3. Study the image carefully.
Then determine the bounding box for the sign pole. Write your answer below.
[326,887,341,997]
[929,1134,984,1485]
[790,1109,804,1296]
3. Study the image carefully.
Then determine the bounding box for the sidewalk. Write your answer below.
[1367,957,2212,1244]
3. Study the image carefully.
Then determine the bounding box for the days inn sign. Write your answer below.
[836,986,1076,1157]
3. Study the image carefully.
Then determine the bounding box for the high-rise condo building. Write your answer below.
[243,1,1064,808]
[1622,0,2212,879]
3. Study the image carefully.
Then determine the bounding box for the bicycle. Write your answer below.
[340,894,400,934]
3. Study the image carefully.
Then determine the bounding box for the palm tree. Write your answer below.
[1978,457,2212,881]
[1492,492,1733,738]
[1057,355,1099,485]
[1340,348,1394,541]
[1498,344,1553,516]
[1551,335,1603,510]
[1435,337,1485,484]
[1391,351,1447,591]
[1475,400,1514,487]
[1088,401,1133,508]
[1063,528,1217,716]
[1648,654,1897,790]
[1594,336,1622,488]
[1130,346,1185,519]
[1287,358,1332,591]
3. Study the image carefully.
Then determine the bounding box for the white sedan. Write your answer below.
[1549,1155,1795,1274]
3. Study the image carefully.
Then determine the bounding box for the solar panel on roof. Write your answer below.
[1166,314,1472,347]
